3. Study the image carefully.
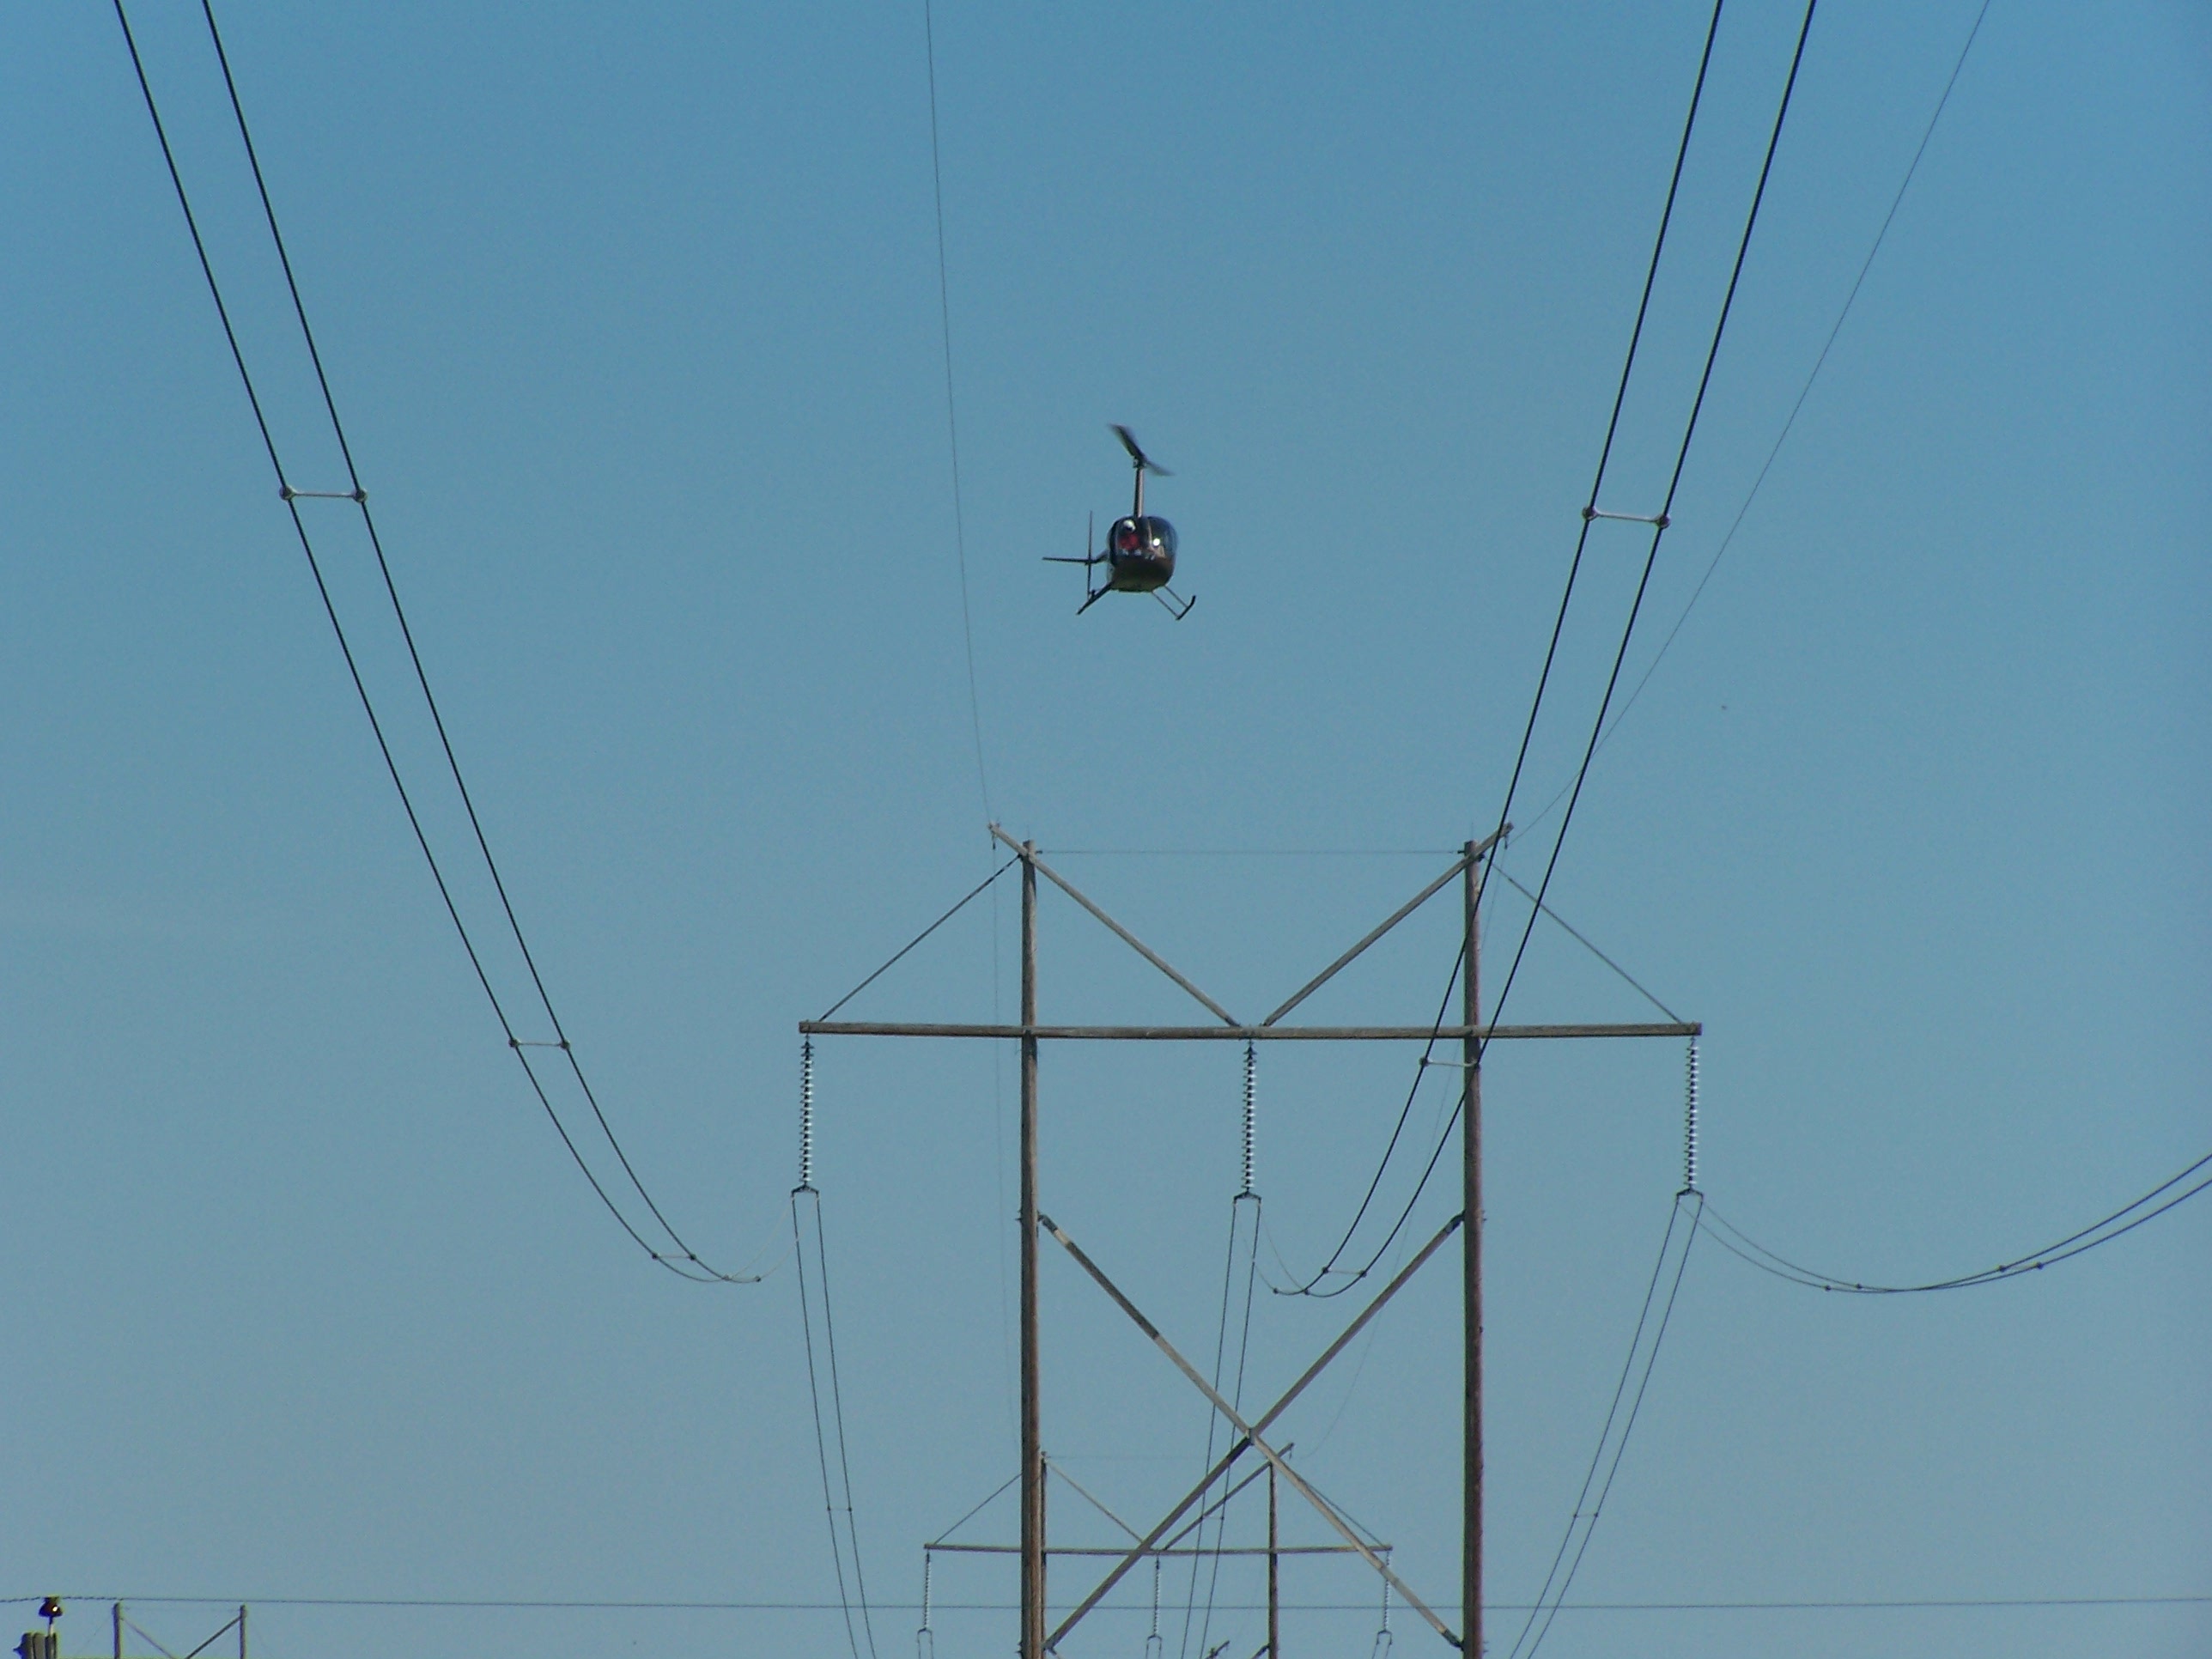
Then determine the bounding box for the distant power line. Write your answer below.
[15,1594,2205,1613]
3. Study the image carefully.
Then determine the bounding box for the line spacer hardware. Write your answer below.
[1582,504,1669,529]
[279,483,368,502]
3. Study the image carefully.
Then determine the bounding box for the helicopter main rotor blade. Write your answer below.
[1110,423,1171,477]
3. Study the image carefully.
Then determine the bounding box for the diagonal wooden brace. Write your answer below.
[1041,1212,1462,1650]
[996,831,1243,1026]
[1261,826,1506,1027]
[1044,1212,1462,1649]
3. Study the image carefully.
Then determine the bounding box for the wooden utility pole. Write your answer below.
[1267,1460,1281,1659]
[1019,844,1046,1659]
[1462,844,1483,1659]
[801,827,1695,1657]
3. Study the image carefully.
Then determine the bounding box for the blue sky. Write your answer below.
[3,3,2206,1657]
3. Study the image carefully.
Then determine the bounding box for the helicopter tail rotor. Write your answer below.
[1044,511,1107,610]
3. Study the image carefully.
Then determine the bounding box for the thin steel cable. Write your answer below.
[812,1194,882,1659]
[1261,946,1465,1297]
[1701,1150,2212,1294]
[1280,0,1731,1305]
[1301,1325,1381,1458]
[1516,0,1996,843]
[1179,1195,1260,1657]
[1515,1194,1702,1659]
[33,1593,2212,1613]
[193,0,735,1274]
[817,857,1018,1020]
[1482,0,1820,1065]
[793,1193,870,1659]
[1494,867,1682,1023]
[920,0,990,821]
[925,1472,1021,1547]
[1482,0,1730,861]
[1295,0,1820,1308]
[1505,1194,1694,1659]
[1188,1198,1261,1659]
[111,0,745,1281]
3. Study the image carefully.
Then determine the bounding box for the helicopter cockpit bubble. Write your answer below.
[1106,515,1177,589]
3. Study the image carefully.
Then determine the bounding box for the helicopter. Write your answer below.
[1044,425,1195,618]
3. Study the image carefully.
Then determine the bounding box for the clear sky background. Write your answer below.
[3,3,2207,1658]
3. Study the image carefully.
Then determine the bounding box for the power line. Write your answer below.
[920,0,991,824]
[1701,1149,2212,1294]
[112,0,757,1282]
[1278,0,1802,1301]
[1480,0,1730,866]
[24,1593,2204,1613]
[1515,0,1997,842]
[1179,1196,1260,1658]
[1324,0,1821,1324]
[1260,946,1465,1297]
[794,1188,882,1659]
[1481,0,1821,1064]
[1508,1193,1702,1659]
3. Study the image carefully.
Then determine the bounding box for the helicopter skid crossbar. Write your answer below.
[1154,585,1195,620]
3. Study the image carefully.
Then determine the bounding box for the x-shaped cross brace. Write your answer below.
[1038,1211,1466,1651]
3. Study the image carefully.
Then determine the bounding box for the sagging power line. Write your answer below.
[1276,0,1818,1309]
[1701,1147,2212,1294]
[111,0,763,1283]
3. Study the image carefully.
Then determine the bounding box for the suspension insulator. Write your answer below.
[799,1037,816,1191]
[1682,1037,1700,1194]
[1241,1042,1257,1197]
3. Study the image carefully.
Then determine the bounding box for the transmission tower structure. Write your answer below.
[802,826,1698,1657]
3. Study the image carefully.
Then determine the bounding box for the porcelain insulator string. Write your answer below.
[1682,1037,1700,1194]
[799,1037,816,1192]
[1241,1042,1257,1197]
